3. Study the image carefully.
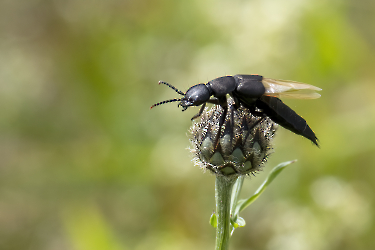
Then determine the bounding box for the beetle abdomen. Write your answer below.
[256,96,318,146]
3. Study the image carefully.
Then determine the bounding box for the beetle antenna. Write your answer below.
[158,81,185,95]
[150,98,182,109]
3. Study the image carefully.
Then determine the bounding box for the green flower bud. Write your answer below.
[190,97,278,176]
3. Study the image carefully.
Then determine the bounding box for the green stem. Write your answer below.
[215,175,237,250]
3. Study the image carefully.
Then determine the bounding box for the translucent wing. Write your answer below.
[266,91,321,99]
[262,78,322,99]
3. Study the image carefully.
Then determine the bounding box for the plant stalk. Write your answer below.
[215,175,237,250]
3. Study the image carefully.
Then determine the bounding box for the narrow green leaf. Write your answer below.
[234,160,296,216]
[230,176,244,214]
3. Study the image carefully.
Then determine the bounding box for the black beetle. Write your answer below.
[151,74,321,146]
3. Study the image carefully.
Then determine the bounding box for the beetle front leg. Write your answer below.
[191,98,221,120]
[206,97,220,105]
[191,103,206,120]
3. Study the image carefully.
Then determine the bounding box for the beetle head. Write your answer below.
[178,84,210,110]
[151,82,210,111]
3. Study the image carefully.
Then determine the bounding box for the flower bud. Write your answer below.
[190,97,278,176]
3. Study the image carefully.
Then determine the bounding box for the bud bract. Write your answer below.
[190,97,278,176]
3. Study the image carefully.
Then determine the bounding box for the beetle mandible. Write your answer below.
[151,74,321,146]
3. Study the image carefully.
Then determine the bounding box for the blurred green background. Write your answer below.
[1,0,375,249]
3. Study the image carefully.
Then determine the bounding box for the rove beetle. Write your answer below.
[151,74,321,146]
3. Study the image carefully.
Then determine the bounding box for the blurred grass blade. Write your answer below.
[62,203,126,250]
[234,160,296,216]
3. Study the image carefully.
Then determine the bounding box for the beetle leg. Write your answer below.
[214,96,229,148]
[231,94,241,109]
[217,96,228,109]
[191,103,206,120]
[206,97,220,105]
[191,98,222,120]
